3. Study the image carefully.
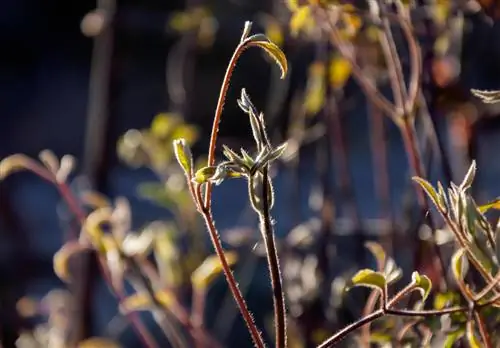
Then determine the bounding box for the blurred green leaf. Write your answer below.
[347,269,386,293]
[465,321,481,348]
[137,182,176,209]
[411,271,432,303]
[433,291,459,310]
[365,241,386,270]
[478,198,500,214]
[443,328,465,348]
[173,138,194,176]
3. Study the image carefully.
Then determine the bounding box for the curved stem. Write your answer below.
[259,166,287,348]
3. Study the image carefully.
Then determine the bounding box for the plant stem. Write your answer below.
[317,309,385,347]
[260,166,287,348]
[199,204,265,348]
[474,310,493,348]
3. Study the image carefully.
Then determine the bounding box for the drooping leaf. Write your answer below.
[191,252,239,289]
[249,40,288,79]
[173,138,194,176]
[451,248,468,282]
[411,271,432,303]
[53,241,90,283]
[347,269,387,293]
[0,154,32,180]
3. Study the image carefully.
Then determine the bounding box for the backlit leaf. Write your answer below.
[191,252,238,289]
[478,198,500,214]
[193,166,217,184]
[459,160,476,191]
[471,89,500,104]
[120,290,175,313]
[0,154,32,180]
[78,337,121,348]
[443,328,465,348]
[411,271,432,303]
[365,241,386,270]
[347,269,386,292]
[173,138,194,176]
[329,54,352,89]
[249,40,288,79]
[412,177,442,211]
[53,242,90,283]
[290,6,311,37]
[465,321,481,348]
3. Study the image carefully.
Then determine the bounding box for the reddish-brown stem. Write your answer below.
[199,205,265,348]
[474,310,493,348]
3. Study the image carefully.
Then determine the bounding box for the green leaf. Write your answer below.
[459,160,476,191]
[249,40,288,79]
[137,182,176,209]
[347,269,386,293]
[465,321,481,348]
[451,248,468,284]
[433,291,459,310]
[290,6,311,37]
[443,328,465,348]
[193,166,217,184]
[365,241,386,270]
[411,271,432,303]
[478,198,500,214]
[412,177,443,211]
[172,138,194,176]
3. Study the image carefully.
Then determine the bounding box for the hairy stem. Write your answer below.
[259,166,287,348]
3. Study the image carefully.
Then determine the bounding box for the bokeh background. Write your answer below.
[1,1,500,347]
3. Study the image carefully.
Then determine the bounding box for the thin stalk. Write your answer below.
[198,200,265,348]
[259,166,287,348]
[474,311,493,348]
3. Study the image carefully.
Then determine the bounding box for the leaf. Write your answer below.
[53,242,90,283]
[443,328,465,348]
[265,18,284,47]
[170,124,199,144]
[459,160,476,191]
[347,269,386,293]
[329,54,352,89]
[412,177,443,211]
[191,252,238,289]
[120,290,175,313]
[411,272,432,303]
[249,40,288,79]
[193,166,217,184]
[478,198,500,214]
[365,241,386,271]
[173,138,194,176]
[137,182,176,209]
[465,321,481,348]
[304,62,326,115]
[0,154,32,180]
[150,112,181,138]
[471,89,500,104]
[77,337,121,348]
[290,6,311,37]
[433,291,459,310]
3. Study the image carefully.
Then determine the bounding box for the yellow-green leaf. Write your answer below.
[191,252,238,289]
[265,18,284,48]
[193,166,217,184]
[465,321,481,348]
[365,241,386,271]
[120,290,175,313]
[250,40,288,79]
[347,269,386,292]
[53,242,90,283]
[173,138,194,176]
[329,54,352,89]
[0,154,32,180]
[78,337,122,348]
[150,112,181,138]
[305,62,326,115]
[478,198,500,214]
[411,271,432,303]
[444,328,465,348]
[412,177,442,210]
[290,6,311,37]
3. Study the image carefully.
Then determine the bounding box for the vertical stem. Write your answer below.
[260,166,287,348]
